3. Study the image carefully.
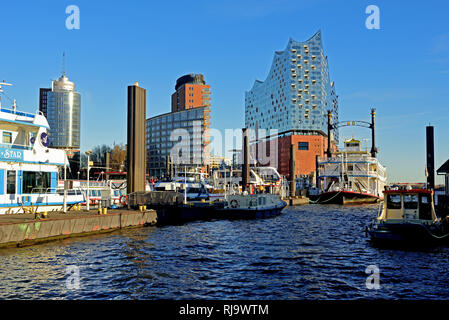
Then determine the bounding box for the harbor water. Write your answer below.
[1,204,449,300]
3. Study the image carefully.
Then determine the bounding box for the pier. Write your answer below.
[285,196,310,206]
[0,209,157,248]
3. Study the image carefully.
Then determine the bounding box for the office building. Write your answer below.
[39,74,81,159]
[146,106,210,178]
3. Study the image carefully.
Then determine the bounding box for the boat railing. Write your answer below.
[0,142,33,150]
[320,169,386,178]
[0,107,36,119]
[29,187,84,196]
[318,155,383,165]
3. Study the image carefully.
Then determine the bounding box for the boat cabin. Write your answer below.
[343,138,362,152]
[378,189,437,224]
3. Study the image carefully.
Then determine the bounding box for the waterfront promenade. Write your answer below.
[0,209,157,248]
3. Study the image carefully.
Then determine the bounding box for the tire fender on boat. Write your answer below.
[230,199,239,208]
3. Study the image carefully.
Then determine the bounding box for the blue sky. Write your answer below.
[0,0,448,183]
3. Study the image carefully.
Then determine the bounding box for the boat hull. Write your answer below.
[153,199,287,225]
[310,191,380,205]
[152,202,216,226]
[368,222,449,247]
[214,201,287,220]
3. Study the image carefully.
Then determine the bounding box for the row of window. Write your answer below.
[5,171,52,194]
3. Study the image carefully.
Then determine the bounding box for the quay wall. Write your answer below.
[0,210,157,248]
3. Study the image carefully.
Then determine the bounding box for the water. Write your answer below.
[1,204,449,300]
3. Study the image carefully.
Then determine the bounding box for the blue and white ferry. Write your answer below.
[0,82,84,214]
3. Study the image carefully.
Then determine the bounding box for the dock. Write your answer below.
[0,209,157,248]
[284,196,310,206]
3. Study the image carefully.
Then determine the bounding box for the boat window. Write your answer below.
[386,194,401,209]
[22,171,51,194]
[2,131,12,144]
[419,194,432,220]
[7,171,16,194]
[403,194,418,209]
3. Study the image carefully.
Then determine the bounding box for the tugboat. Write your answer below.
[311,138,387,204]
[367,186,449,246]
[214,193,287,220]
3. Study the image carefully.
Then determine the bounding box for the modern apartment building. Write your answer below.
[171,74,211,113]
[245,30,339,176]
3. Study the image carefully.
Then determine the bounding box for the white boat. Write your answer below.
[59,180,127,207]
[312,138,387,204]
[214,193,287,219]
[0,82,84,214]
[154,171,212,201]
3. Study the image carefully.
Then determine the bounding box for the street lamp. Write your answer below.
[77,171,80,180]
[85,150,92,211]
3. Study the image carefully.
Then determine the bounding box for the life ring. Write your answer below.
[119,195,128,206]
[230,199,239,208]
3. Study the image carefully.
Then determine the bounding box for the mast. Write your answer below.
[0,81,13,109]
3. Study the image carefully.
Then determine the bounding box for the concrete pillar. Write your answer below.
[127,82,147,193]
[242,128,250,192]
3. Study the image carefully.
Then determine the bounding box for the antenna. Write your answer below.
[62,52,66,76]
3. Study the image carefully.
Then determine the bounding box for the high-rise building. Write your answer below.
[39,74,81,158]
[244,30,339,176]
[147,74,211,178]
[38,88,51,117]
[171,74,211,113]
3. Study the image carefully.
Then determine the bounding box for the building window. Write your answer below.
[2,131,12,144]
[298,142,309,150]
[7,170,15,194]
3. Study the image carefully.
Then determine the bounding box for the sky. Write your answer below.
[0,0,448,184]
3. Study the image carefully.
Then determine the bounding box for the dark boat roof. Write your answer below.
[437,159,449,174]
[383,189,432,195]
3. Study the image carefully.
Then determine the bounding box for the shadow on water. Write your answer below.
[1,204,449,299]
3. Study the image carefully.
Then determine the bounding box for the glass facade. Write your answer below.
[245,30,339,143]
[146,106,211,178]
[45,75,81,150]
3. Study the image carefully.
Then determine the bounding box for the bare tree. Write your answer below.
[110,144,127,172]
